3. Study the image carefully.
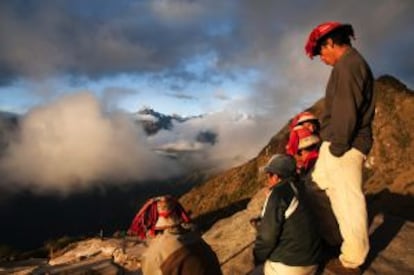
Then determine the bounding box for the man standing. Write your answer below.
[305,22,375,273]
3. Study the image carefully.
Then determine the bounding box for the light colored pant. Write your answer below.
[249,262,317,275]
[264,261,317,275]
[312,142,369,268]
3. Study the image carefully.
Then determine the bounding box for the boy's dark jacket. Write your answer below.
[253,178,322,266]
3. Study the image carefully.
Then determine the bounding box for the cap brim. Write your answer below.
[259,165,270,174]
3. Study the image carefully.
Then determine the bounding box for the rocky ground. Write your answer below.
[1,188,412,274]
[204,188,414,275]
[0,237,144,274]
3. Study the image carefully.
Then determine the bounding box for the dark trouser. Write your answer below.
[302,174,342,247]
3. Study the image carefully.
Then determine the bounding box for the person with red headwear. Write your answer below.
[128,195,222,275]
[286,111,320,158]
[305,22,375,274]
[291,124,343,253]
[286,118,342,252]
[292,125,320,174]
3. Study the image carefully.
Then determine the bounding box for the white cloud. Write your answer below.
[0,92,182,194]
[149,109,277,172]
[0,91,279,194]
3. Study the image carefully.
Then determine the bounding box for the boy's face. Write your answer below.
[302,121,316,133]
[266,172,280,188]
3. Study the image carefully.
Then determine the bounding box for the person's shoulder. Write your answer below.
[266,187,281,205]
[342,48,369,67]
[337,47,372,77]
[271,180,295,201]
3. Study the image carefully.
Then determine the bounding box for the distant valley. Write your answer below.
[0,176,199,253]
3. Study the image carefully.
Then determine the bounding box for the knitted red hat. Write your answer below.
[305,21,354,59]
[128,195,191,240]
[290,111,318,129]
[296,126,320,150]
[296,112,318,125]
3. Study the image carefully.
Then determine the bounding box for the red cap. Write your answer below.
[305,22,353,59]
[128,195,191,240]
[295,126,320,150]
[286,124,319,156]
[290,111,318,129]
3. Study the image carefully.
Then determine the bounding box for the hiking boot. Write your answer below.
[324,258,361,275]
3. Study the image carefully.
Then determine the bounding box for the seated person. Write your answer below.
[286,113,342,252]
[294,128,342,248]
[128,195,222,275]
[293,126,321,175]
[253,154,322,275]
[286,111,320,156]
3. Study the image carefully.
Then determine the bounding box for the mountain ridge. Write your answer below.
[179,75,414,225]
[180,74,414,274]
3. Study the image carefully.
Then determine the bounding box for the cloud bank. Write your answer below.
[0,92,278,194]
[0,93,182,193]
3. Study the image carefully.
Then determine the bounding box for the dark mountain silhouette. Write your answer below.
[134,107,201,135]
[135,108,175,135]
[0,176,200,254]
[196,130,218,145]
[134,108,217,146]
[0,111,18,153]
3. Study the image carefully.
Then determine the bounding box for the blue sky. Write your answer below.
[0,0,413,116]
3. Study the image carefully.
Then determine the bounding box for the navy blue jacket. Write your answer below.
[253,179,322,266]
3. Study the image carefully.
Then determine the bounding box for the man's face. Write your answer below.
[319,38,337,66]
